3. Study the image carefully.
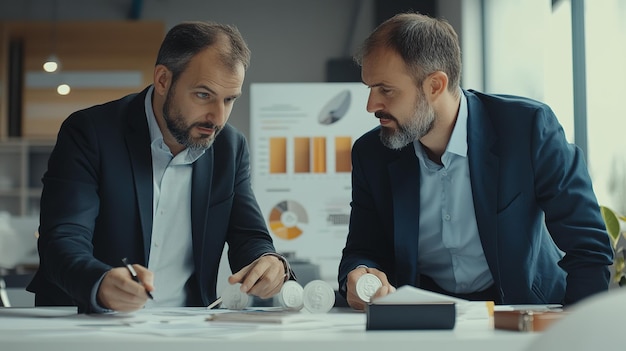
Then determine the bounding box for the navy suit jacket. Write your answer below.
[27,87,276,312]
[339,89,613,305]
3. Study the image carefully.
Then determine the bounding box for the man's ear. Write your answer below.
[153,64,171,96]
[423,71,449,101]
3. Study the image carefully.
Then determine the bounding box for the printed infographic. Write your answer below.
[250,83,374,285]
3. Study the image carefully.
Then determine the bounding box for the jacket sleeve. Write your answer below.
[531,104,613,304]
[225,134,277,273]
[36,111,112,310]
[338,133,397,298]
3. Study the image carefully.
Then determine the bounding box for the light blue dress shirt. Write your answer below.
[90,86,205,311]
[143,86,205,307]
[413,91,494,294]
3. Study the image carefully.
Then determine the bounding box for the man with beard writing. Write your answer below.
[28,21,292,313]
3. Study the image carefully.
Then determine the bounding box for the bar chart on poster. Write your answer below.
[250,83,374,286]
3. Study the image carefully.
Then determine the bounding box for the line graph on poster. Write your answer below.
[268,200,309,240]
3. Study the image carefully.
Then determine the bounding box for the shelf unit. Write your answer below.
[0,139,55,216]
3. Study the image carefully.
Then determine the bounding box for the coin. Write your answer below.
[220,283,250,310]
[276,280,304,310]
[355,273,382,303]
[302,280,335,313]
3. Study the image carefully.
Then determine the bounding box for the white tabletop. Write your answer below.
[0,307,538,351]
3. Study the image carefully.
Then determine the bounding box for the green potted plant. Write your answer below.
[600,206,626,287]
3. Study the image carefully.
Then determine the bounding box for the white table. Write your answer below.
[0,307,538,351]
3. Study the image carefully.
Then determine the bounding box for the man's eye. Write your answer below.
[196,92,209,99]
[225,97,237,104]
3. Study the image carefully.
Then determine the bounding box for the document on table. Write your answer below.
[371,285,493,320]
[0,306,78,317]
[494,304,563,312]
[0,307,365,337]
[0,307,260,338]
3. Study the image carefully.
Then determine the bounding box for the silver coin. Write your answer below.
[276,280,304,310]
[220,283,250,310]
[302,280,335,313]
[356,273,382,303]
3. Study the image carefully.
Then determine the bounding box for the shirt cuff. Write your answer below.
[261,252,297,281]
[90,272,115,314]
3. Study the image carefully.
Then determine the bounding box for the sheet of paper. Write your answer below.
[207,310,318,323]
[0,306,78,317]
[371,285,468,304]
[370,285,492,320]
[494,304,563,312]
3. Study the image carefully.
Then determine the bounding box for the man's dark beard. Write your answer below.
[162,90,221,151]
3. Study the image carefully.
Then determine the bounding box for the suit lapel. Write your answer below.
[125,88,154,263]
[465,90,501,282]
[191,146,214,297]
[389,146,421,286]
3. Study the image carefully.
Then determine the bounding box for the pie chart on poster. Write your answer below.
[268,200,308,240]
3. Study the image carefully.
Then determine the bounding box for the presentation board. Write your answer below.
[250,83,374,285]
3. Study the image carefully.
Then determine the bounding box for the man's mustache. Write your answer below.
[375,111,397,122]
[192,122,220,131]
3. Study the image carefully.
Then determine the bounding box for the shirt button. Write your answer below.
[444,214,451,221]
[442,171,448,176]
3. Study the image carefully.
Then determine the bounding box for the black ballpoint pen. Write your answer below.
[121,257,154,300]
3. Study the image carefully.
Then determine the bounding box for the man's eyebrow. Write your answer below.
[196,84,217,95]
[364,82,388,88]
[196,84,242,99]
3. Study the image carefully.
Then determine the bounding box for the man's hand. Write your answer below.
[97,265,154,312]
[346,266,395,311]
[228,255,285,299]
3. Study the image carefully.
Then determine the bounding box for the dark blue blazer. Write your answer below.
[27,87,276,312]
[339,89,613,305]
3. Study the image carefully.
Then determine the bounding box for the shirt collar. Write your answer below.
[144,86,164,148]
[413,89,468,168]
[446,89,468,158]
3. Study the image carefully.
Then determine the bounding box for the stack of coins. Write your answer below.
[356,273,382,303]
[220,283,250,310]
[302,280,335,313]
[276,280,304,311]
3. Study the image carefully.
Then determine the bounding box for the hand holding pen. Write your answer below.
[96,258,155,312]
[122,257,154,300]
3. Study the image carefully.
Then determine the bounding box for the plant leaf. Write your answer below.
[600,206,620,245]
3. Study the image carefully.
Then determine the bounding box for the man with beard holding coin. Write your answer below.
[28,21,293,313]
[339,12,613,311]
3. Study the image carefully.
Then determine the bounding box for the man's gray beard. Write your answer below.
[380,126,417,150]
[379,100,435,150]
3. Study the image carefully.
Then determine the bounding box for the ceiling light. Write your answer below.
[43,54,60,73]
[56,83,71,95]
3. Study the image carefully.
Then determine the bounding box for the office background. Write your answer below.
[0,0,625,305]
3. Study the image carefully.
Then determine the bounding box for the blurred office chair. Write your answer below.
[0,214,40,307]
